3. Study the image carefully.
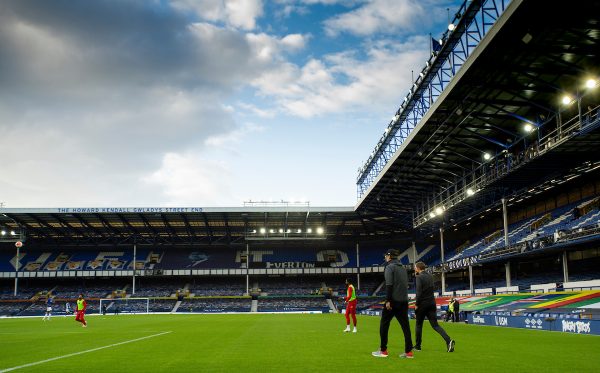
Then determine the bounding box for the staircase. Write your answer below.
[326,299,337,313]
[372,281,385,296]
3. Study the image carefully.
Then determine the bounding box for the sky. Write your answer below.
[0,0,460,208]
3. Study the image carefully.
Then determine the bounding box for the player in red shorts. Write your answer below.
[343,278,357,333]
[75,293,87,328]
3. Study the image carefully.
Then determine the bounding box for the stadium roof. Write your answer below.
[356,0,600,232]
[0,206,411,246]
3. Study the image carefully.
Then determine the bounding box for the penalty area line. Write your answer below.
[0,331,172,372]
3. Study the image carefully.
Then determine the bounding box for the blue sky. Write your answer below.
[0,0,460,208]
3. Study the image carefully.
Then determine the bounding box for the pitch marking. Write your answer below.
[0,331,172,372]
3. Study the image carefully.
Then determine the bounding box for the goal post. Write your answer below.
[99,297,150,315]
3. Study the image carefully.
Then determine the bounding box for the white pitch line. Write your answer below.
[0,331,172,372]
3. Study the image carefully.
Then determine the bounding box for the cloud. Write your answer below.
[0,0,295,206]
[244,31,308,64]
[142,152,234,206]
[204,122,266,148]
[0,3,276,101]
[236,103,277,118]
[323,0,429,37]
[172,0,264,30]
[281,0,358,5]
[280,33,308,51]
[273,0,360,19]
[226,0,264,29]
[251,36,429,118]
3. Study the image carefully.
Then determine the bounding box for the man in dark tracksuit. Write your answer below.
[414,261,455,352]
[453,298,460,322]
[372,250,414,358]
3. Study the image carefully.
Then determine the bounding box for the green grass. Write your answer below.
[0,314,599,372]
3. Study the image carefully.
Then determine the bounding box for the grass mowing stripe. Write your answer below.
[0,331,172,373]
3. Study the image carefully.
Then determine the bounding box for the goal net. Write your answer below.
[99,298,150,315]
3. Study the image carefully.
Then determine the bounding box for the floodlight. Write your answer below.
[448,23,455,31]
[562,95,573,105]
[429,212,436,218]
[306,228,313,234]
[0,230,5,236]
[435,206,444,215]
[316,227,324,235]
[278,228,284,233]
[483,152,491,160]
[259,228,266,234]
[524,123,534,133]
[585,79,598,89]
[9,230,15,236]
[466,188,475,196]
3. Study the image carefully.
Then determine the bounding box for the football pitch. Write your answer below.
[1,314,599,372]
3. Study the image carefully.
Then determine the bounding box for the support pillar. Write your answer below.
[246,243,250,295]
[132,241,137,295]
[440,227,446,293]
[14,243,20,296]
[502,198,509,248]
[562,251,569,283]
[469,265,474,294]
[356,242,360,290]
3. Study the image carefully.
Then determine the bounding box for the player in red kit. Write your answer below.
[75,294,87,328]
[343,278,357,333]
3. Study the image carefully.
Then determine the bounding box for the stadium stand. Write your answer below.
[177,298,251,313]
[255,277,324,296]
[0,301,32,317]
[256,297,329,312]
[132,278,182,297]
[441,197,600,265]
[189,277,246,296]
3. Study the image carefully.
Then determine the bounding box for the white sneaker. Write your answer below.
[343,327,350,332]
[353,327,357,333]
[372,350,388,358]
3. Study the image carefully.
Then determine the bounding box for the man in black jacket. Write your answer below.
[372,250,414,358]
[453,298,460,322]
[414,261,455,352]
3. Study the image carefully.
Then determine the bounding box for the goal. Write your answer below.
[99,297,150,315]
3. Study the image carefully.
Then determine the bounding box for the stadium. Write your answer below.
[1,0,600,372]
